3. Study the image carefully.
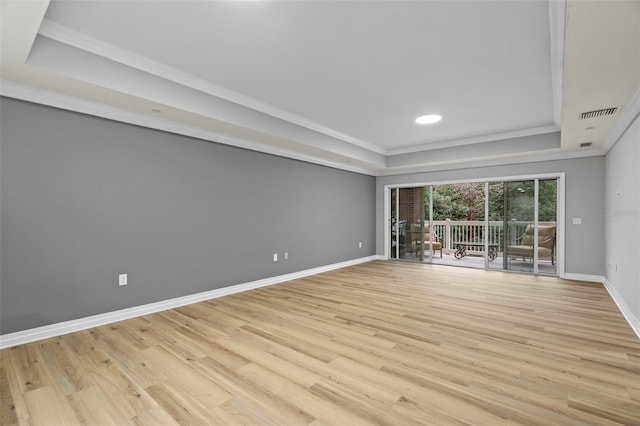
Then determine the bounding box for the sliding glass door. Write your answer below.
[390,184,485,266]
[537,179,558,275]
[487,179,557,274]
[388,176,559,276]
[489,181,535,273]
[431,182,487,269]
[391,187,428,261]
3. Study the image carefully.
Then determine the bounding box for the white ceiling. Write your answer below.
[1,1,638,175]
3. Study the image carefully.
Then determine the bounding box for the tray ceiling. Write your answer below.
[1,1,638,175]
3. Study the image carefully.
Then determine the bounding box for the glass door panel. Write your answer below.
[432,183,486,268]
[399,187,424,261]
[488,182,505,270]
[489,181,535,272]
[537,179,558,275]
[505,181,535,272]
[388,187,423,261]
[390,188,398,258]
[420,187,432,263]
[389,187,432,262]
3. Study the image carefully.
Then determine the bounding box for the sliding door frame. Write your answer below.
[384,172,565,277]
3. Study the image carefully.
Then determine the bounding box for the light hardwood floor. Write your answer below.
[2,260,639,425]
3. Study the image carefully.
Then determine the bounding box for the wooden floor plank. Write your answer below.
[192,356,317,425]
[0,359,19,426]
[144,381,220,425]
[7,345,55,394]
[0,352,29,425]
[130,406,181,426]
[86,354,158,419]
[23,385,80,426]
[67,385,129,425]
[2,260,639,425]
[39,338,95,396]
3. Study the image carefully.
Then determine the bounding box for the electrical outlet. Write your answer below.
[284,252,288,260]
[273,253,278,262]
[358,242,362,248]
[118,273,128,286]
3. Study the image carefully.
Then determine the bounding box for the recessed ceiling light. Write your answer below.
[415,114,442,125]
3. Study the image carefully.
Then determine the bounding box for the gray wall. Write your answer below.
[605,113,639,324]
[376,155,606,276]
[0,98,376,334]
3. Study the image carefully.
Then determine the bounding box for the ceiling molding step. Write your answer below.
[1,78,608,178]
[548,0,567,127]
[604,86,640,152]
[27,35,386,167]
[37,18,385,155]
[386,124,560,156]
[0,80,377,176]
[0,0,50,63]
[386,132,563,169]
[376,147,607,177]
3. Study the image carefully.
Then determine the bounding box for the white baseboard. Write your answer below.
[602,278,640,341]
[0,255,381,349]
[563,273,605,283]
[547,273,639,341]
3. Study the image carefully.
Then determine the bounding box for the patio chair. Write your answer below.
[409,223,443,258]
[506,224,556,265]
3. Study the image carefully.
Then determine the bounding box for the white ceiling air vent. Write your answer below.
[579,107,618,120]
[579,142,593,148]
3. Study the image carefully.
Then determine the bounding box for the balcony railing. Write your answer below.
[430,220,556,254]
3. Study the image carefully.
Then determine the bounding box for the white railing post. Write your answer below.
[446,218,451,251]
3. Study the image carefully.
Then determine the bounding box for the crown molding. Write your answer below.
[604,86,640,152]
[0,80,377,176]
[2,80,608,178]
[38,18,385,156]
[386,125,560,156]
[549,0,567,127]
[376,146,606,176]
[35,18,565,162]
[3,80,610,178]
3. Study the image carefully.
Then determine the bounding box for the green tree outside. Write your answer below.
[426,180,557,222]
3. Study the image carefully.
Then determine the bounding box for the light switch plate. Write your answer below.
[572,217,582,225]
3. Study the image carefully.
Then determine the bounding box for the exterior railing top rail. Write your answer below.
[414,220,558,251]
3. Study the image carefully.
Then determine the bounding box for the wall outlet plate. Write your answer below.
[118,273,128,286]
[273,253,278,262]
